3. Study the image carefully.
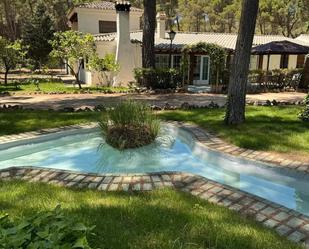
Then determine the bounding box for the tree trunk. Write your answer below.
[142,0,156,69]
[4,68,10,85]
[225,0,259,125]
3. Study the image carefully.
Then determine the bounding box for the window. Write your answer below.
[155,54,169,68]
[249,55,258,70]
[296,54,305,68]
[280,54,289,69]
[155,54,182,69]
[173,55,182,69]
[99,21,116,33]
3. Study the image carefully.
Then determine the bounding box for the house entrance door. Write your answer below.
[193,55,210,85]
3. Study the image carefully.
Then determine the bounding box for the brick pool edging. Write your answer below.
[0,166,308,247]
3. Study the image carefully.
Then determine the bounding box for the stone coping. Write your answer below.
[0,166,308,247]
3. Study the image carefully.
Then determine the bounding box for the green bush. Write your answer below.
[0,205,95,249]
[134,68,182,89]
[99,100,160,150]
[299,94,309,122]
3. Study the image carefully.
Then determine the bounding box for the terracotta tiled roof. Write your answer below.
[94,31,309,51]
[76,1,143,12]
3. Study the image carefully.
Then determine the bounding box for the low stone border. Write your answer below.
[0,166,308,247]
[171,121,309,173]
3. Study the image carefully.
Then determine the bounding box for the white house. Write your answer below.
[68,1,309,87]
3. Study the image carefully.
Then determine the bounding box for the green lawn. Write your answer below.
[0,81,129,94]
[159,106,309,158]
[0,180,302,249]
[0,110,98,136]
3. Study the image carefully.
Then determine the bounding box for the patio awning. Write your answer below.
[252,40,309,55]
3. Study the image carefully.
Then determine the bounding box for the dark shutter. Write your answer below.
[296,54,305,68]
[99,21,117,33]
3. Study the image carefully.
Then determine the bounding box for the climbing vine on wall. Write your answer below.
[182,42,227,85]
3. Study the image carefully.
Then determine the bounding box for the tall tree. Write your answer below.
[22,3,54,69]
[225,0,259,125]
[142,0,156,69]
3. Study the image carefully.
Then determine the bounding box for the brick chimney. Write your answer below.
[156,12,167,39]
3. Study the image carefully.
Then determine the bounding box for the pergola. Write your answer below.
[251,40,309,71]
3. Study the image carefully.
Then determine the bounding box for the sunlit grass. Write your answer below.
[0,180,302,249]
[0,81,129,93]
[159,106,309,157]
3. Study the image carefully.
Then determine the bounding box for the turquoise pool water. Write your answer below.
[0,125,308,216]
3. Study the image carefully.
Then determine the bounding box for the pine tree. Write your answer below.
[22,2,54,69]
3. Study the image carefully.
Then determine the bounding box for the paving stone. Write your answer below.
[250,202,267,211]
[73,175,86,182]
[209,186,223,193]
[273,212,290,222]
[287,217,305,228]
[154,181,164,188]
[261,207,277,216]
[301,224,309,233]
[163,181,174,187]
[239,197,254,206]
[200,183,215,191]
[143,183,153,191]
[88,183,98,189]
[108,184,119,191]
[151,175,161,182]
[98,184,109,191]
[142,176,151,183]
[208,195,222,204]
[132,183,141,191]
[288,231,306,242]
[220,198,232,207]
[172,175,182,182]
[199,191,213,200]
[112,176,122,183]
[92,176,104,183]
[102,176,113,184]
[122,176,132,183]
[276,225,292,236]
[255,214,267,222]
[120,183,130,191]
[230,204,243,212]
[263,219,280,228]
[64,174,77,181]
[161,175,171,181]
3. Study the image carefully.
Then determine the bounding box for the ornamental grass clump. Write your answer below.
[99,100,160,150]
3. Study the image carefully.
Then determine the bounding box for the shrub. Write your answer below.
[134,68,182,89]
[0,205,95,248]
[99,100,160,150]
[299,94,309,122]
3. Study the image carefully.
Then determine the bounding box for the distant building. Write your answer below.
[68,1,309,86]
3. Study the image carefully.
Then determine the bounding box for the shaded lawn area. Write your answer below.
[0,110,99,136]
[0,180,302,249]
[159,106,309,158]
[0,81,129,94]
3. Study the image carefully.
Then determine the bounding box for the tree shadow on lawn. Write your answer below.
[0,180,302,249]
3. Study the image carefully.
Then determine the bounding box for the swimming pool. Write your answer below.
[0,124,308,216]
